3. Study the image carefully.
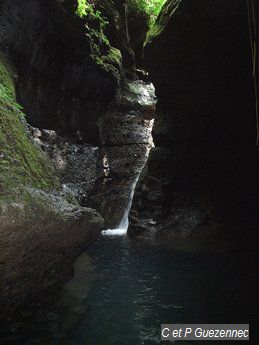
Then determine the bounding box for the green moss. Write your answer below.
[91,46,122,80]
[130,0,167,26]
[76,0,109,45]
[145,0,181,45]
[100,47,122,72]
[0,57,60,200]
[0,53,23,109]
[0,55,15,99]
[75,1,123,76]
[77,0,108,27]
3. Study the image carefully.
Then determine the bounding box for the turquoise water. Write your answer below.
[1,234,254,344]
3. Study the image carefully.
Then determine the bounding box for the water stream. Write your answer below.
[102,175,140,236]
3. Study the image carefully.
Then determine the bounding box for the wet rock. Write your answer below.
[117,80,156,110]
[0,188,103,317]
[90,80,156,229]
[89,144,149,228]
[100,80,156,147]
[29,79,156,231]
[30,128,103,205]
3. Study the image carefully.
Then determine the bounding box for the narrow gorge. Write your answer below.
[0,0,257,343]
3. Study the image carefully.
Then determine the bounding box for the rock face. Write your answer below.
[0,189,103,316]
[0,52,103,315]
[0,0,153,228]
[29,80,156,230]
[89,80,156,229]
[30,128,103,206]
[0,0,121,144]
[0,0,153,314]
[129,0,256,242]
[95,0,149,73]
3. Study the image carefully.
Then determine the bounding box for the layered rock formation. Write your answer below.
[129,0,256,244]
[89,79,155,228]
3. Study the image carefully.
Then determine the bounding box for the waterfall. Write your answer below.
[118,176,139,230]
[101,80,156,236]
[102,176,139,236]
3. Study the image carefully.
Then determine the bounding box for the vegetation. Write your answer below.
[74,0,166,74]
[0,56,59,198]
[145,0,181,44]
[76,1,110,59]
[76,0,166,27]
[76,0,108,29]
[0,56,23,110]
[130,0,166,26]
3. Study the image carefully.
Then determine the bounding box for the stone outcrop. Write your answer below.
[30,128,102,206]
[0,51,103,315]
[0,189,103,316]
[88,80,156,229]
[129,0,256,244]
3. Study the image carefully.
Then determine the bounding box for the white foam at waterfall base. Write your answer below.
[102,228,127,236]
[102,176,139,236]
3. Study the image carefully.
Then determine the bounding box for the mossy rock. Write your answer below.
[0,53,104,316]
[0,55,60,201]
[0,52,15,99]
[92,46,122,80]
[145,0,181,45]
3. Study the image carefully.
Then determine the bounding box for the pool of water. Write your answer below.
[1,234,254,344]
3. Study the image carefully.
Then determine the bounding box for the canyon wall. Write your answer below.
[0,0,119,314]
[0,0,151,314]
[0,53,103,316]
[0,0,122,144]
[129,0,256,245]
[1,0,256,316]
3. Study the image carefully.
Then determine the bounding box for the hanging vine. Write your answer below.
[247,0,258,145]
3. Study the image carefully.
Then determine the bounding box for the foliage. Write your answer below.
[145,0,181,44]
[77,0,166,28]
[76,0,108,29]
[130,0,167,26]
[75,0,166,73]
[76,0,111,61]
